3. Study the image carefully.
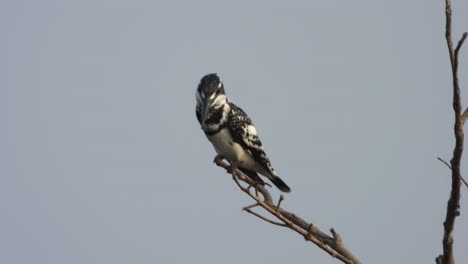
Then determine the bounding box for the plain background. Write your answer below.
[1,1,468,263]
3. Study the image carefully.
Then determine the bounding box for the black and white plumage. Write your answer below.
[196,73,291,192]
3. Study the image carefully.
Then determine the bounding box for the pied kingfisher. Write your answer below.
[195,73,291,192]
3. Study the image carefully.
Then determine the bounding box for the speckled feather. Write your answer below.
[227,103,277,177]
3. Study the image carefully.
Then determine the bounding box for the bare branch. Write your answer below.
[439,1,466,263]
[214,158,361,264]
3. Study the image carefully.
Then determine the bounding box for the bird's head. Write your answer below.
[196,73,227,126]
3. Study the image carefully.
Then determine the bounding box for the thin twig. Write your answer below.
[437,157,468,188]
[330,228,343,245]
[276,195,284,212]
[243,208,287,227]
[242,203,259,211]
[454,32,468,57]
[437,157,453,170]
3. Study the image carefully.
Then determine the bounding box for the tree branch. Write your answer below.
[215,159,361,264]
[438,1,467,263]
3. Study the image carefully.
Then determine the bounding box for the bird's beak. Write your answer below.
[200,99,213,129]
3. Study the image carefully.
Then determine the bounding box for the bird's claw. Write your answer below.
[227,161,239,174]
[213,155,224,164]
[227,166,236,174]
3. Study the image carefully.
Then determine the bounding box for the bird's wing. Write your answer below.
[238,167,268,186]
[195,92,202,124]
[227,103,276,176]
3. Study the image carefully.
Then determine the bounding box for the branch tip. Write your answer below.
[455,32,468,55]
[276,195,284,212]
[331,228,343,244]
[437,157,452,169]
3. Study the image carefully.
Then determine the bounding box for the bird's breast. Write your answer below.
[207,128,256,169]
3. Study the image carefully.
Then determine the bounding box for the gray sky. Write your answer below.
[2,1,468,263]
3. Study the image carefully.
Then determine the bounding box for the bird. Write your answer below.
[195,73,291,192]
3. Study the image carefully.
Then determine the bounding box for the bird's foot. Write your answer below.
[213,155,224,164]
[227,161,240,174]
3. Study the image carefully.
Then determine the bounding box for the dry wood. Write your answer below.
[437,1,467,263]
[215,159,361,264]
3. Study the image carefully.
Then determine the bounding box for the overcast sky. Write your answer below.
[2,1,468,263]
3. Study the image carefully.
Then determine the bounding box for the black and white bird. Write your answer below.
[195,73,291,193]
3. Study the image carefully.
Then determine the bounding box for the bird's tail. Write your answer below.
[271,176,291,193]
